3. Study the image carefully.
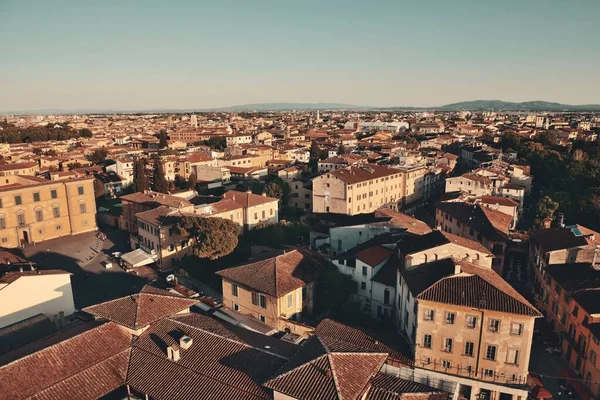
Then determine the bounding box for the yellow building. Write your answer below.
[312,164,405,215]
[0,175,97,247]
[217,249,324,336]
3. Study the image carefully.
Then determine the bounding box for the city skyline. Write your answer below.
[1,0,599,111]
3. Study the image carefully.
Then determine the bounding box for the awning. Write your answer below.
[121,248,157,268]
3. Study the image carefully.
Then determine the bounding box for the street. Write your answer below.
[23,227,149,309]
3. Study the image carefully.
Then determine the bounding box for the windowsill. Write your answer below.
[504,362,519,366]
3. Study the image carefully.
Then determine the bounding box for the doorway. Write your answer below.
[21,230,29,244]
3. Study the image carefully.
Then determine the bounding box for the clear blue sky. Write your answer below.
[1,0,599,111]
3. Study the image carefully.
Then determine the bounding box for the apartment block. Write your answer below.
[0,175,97,247]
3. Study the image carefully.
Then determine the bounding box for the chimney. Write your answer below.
[454,262,462,275]
[542,217,553,229]
[167,344,180,362]
[246,190,252,194]
[262,193,267,197]
[179,335,193,350]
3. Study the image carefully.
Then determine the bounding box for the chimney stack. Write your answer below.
[167,344,180,362]
[179,335,193,350]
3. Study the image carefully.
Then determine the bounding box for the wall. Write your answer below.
[0,274,75,328]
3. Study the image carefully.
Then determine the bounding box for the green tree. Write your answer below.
[501,132,522,152]
[66,162,83,170]
[152,157,169,194]
[32,148,43,155]
[90,149,108,164]
[175,216,240,260]
[186,173,198,190]
[204,136,226,150]
[537,130,558,146]
[46,149,58,157]
[79,128,93,138]
[337,143,345,155]
[133,158,149,193]
[264,181,283,200]
[158,130,168,149]
[315,263,358,320]
[535,196,559,227]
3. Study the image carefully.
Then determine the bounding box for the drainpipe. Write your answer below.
[474,309,485,378]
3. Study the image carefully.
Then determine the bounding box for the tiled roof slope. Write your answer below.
[417,261,541,317]
[216,249,325,298]
[0,314,56,356]
[264,352,388,400]
[374,209,433,235]
[223,190,278,208]
[363,372,450,400]
[0,322,131,400]
[315,319,412,365]
[126,314,287,400]
[83,285,198,330]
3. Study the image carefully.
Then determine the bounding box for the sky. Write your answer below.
[1,0,599,111]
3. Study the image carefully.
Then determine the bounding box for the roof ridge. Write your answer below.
[164,316,288,360]
[266,353,329,384]
[0,322,127,369]
[326,354,342,399]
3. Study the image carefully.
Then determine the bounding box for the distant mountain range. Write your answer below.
[4,100,600,114]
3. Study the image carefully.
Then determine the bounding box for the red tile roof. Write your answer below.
[357,246,394,267]
[126,314,287,400]
[216,249,325,298]
[264,351,388,400]
[223,190,278,208]
[327,164,402,185]
[0,269,70,285]
[417,260,541,317]
[0,322,131,400]
[83,285,198,330]
[374,209,432,235]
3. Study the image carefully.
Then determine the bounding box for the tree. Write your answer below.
[315,263,358,319]
[46,149,58,157]
[158,130,168,149]
[175,216,240,260]
[152,157,169,194]
[133,158,149,193]
[535,196,559,227]
[32,148,43,155]
[90,149,108,164]
[66,162,82,170]
[537,130,557,146]
[337,143,345,155]
[204,136,226,150]
[186,173,198,190]
[501,132,522,152]
[264,181,283,200]
[79,128,93,138]
[309,141,325,173]
[93,178,105,200]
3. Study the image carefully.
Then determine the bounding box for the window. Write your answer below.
[442,360,451,369]
[53,206,60,218]
[0,199,2,208]
[484,369,494,377]
[445,312,455,325]
[234,303,240,311]
[56,224,61,230]
[231,284,238,297]
[424,309,434,322]
[486,345,497,361]
[384,289,390,305]
[444,337,453,353]
[361,282,366,290]
[262,210,265,219]
[257,314,267,324]
[362,266,368,277]
[0,218,5,229]
[506,348,520,365]
[423,334,432,348]
[464,341,474,356]
[302,286,307,301]
[252,292,258,306]
[254,212,258,220]
[259,294,267,309]
[573,305,579,317]
[33,192,40,202]
[35,210,43,222]
[51,189,57,199]
[466,315,477,329]
[79,203,87,214]
[78,186,84,195]
[489,319,500,332]
[510,322,523,336]
[591,350,597,365]
[17,213,25,226]
[15,195,22,205]
[287,293,293,308]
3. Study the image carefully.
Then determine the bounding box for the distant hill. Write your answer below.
[4,100,600,114]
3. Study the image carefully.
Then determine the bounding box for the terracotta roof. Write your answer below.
[479,196,519,207]
[83,285,198,330]
[441,231,492,254]
[120,191,192,208]
[134,205,175,226]
[417,260,541,317]
[327,164,402,185]
[209,198,244,214]
[531,227,590,252]
[126,314,287,400]
[223,190,278,208]
[0,162,38,171]
[374,209,432,235]
[364,372,449,400]
[264,350,388,400]
[0,322,131,400]
[436,202,509,241]
[315,319,412,365]
[0,269,71,286]
[216,249,325,298]
[399,230,491,256]
[357,246,394,267]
